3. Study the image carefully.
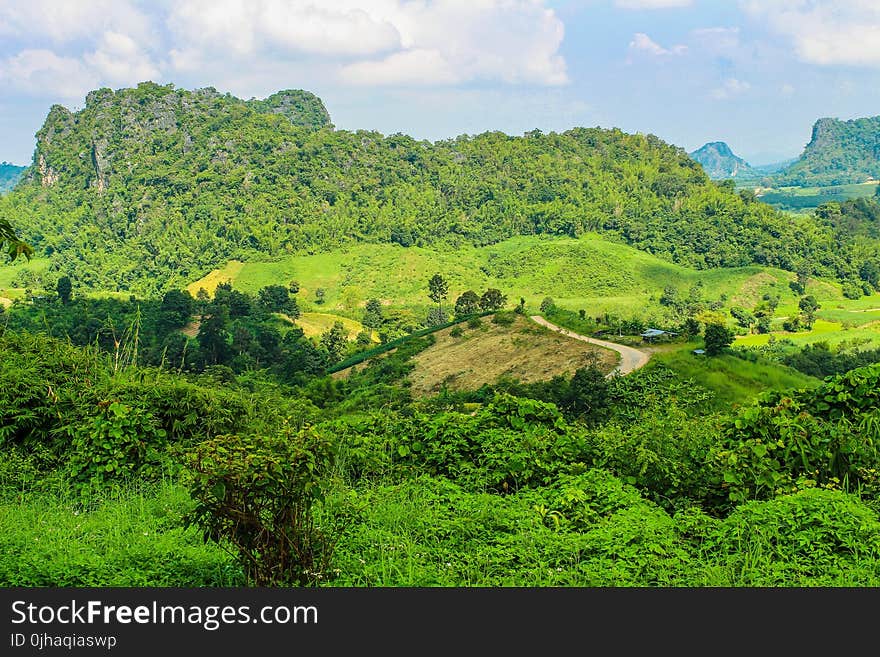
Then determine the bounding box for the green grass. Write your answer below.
[185,234,823,319]
[736,320,880,349]
[754,181,879,211]
[648,344,818,408]
[0,481,240,586]
[291,312,375,341]
[0,256,50,302]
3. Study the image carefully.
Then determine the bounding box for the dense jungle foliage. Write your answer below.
[0,82,870,295]
[2,327,880,586]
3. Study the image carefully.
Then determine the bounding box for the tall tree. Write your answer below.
[320,321,349,364]
[197,305,231,366]
[362,298,384,329]
[257,284,292,314]
[798,295,820,329]
[703,323,734,356]
[56,275,72,305]
[428,274,449,318]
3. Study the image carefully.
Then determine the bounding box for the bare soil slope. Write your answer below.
[406,315,618,396]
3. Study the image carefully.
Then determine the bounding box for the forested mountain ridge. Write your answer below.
[0,162,25,193]
[775,115,880,186]
[0,82,863,294]
[689,142,755,179]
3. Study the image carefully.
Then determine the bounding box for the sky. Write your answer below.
[1,0,879,166]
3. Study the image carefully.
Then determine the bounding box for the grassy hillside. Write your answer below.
[187,234,823,319]
[403,314,618,396]
[0,256,51,304]
[289,312,375,342]
[1,82,859,296]
[754,181,879,212]
[648,346,818,409]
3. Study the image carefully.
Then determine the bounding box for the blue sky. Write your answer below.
[1,0,879,165]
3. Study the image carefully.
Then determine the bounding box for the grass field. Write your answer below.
[284,312,376,342]
[186,234,830,320]
[0,256,49,304]
[735,320,880,349]
[754,181,879,211]
[404,314,618,396]
[648,344,819,408]
[185,260,245,297]
[0,482,238,586]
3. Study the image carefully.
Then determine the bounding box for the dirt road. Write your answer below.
[530,316,651,377]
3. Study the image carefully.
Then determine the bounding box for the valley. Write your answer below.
[0,80,879,592]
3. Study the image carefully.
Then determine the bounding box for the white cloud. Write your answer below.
[0,0,159,98]
[84,32,159,85]
[167,0,401,57]
[167,0,568,87]
[340,49,459,86]
[0,0,153,43]
[0,49,97,99]
[711,77,750,100]
[0,0,568,101]
[741,0,880,67]
[780,83,795,96]
[615,0,691,8]
[629,33,687,56]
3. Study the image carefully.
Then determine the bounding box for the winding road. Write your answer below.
[530,316,651,377]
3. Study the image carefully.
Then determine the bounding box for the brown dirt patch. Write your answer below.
[406,315,617,396]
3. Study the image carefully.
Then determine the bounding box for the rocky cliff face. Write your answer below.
[28,82,332,193]
[775,115,880,186]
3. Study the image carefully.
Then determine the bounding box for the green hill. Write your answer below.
[0,162,25,193]
[775,115,880,186]
[187,234,838,319]
[0,82,857,296]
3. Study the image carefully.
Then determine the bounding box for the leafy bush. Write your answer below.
[715,364,880,503]
[491,311,516,326]
[66,401,169,490]
[185,428,336,586]
[585,407,724,511]
[699,489,880,585]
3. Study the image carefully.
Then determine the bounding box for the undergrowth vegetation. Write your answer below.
[2,326,880,587]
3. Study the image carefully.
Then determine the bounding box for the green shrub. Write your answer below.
[185,428,336,586]
[491,311,516,326]
[715,364,880,503]
[66,401,169,490]
[467,316,482,329]
[450,326,464,338]
[700,489,880,585]
[586,408,724,511]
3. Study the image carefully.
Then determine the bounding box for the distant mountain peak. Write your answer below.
[689,141,754,179]
[0,162,25,194]
[774,114,880,186]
